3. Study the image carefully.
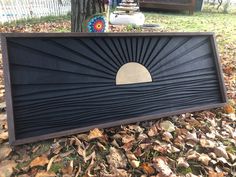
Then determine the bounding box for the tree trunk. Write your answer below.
[71,0,107,32]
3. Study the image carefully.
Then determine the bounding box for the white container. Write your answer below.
[110,12,145,26]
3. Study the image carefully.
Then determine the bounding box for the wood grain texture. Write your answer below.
[1,33,226,144]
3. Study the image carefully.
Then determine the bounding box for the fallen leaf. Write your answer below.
[130,160,140,168]
[84,153,96,177]
[62,160,73,175]
[35,171,56,177]
[126,151,140,168]
[114,169,130,177]
[0,144,12,161]
[128,125,144,133]
[106,147,127,169]
[153,145,168,153]
[228,152,236,162]
[111,139,120,148]
[137,133,148,140]
[200,138,215,148]
[140,163,155,175]
[160,120,175,132]
[85,151,96,162]
[88,128,103,140]
[198,153,211,166]
[177,157,189,168]
[122,141,133,151]
[209,170,225,177]
[97,142,106,151]
[51,142,63,154]
[30,155,49,168]
[206,132,216,139]
[186,131,198,142]
[148,123,159,137]
[162,131,173,142]
[0,160,17,177]
[186,150,200,160]
[59,149,74,158]
[47,155,58,171]
[126,151,138,160]
[153,157,175,176]
[17,174,30,177]
[224,104,235,114]
[122,134,135,144]
[0,131,8,140]
[214,146,229,159]
[32,145,41,153]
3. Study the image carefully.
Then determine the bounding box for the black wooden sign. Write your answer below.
[1,33,227,145]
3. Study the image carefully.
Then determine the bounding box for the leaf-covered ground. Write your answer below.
[0,10,235,177]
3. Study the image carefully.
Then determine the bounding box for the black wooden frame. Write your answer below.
[1,32,227,145]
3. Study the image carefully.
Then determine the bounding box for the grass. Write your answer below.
[144,11,236,45]
[1,13,71,26]
[1,7,235,47]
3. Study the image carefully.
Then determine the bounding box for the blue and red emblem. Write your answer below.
[84,15,106,32]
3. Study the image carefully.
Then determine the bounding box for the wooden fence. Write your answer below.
[0,0,71,23]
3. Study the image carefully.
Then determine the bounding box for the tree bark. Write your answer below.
[71,0,106,32]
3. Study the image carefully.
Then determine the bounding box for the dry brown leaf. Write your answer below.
[0,144,12,161]
[224,104,235,114]
[122,134,135,144]
[59,149,74,158]
[126,151,137,161]
[32,145,41,153]
[198,153,211,166]
[130,160,140,168]
[114,169,130,177]
[173,136,185,149]
[200,138,215,148]
[208,170,225,177]
[97,142,106,150]
[153,157,175,176]
[35,171,56,177]
[85,151,96,162]
[160,120,175,132]
[84,154,96,177]
[128,125,144,133]
[77,133,89,141]
[51,142,63,154]
[214,146,229,159]
[62,160,73,175]
[162,132,173,142]
[0,131,8,140]
[47,155,58,171]
[88,128,103,140]
[140,163,155,175]
[148,123,159,137]
[153,145,168,153]
[137,133,148,141]
[186,150,200,160]
[122,141,133,151]
[186,131,198,142]
[228,152,236,162]
[177,157,189,168]
[139,143,152,149]
[126,151,140,168]
[75,164,81,177]
[106,147,127,169]
[17,174,30,177]
[30,155,49,168]
[0,160,17,177]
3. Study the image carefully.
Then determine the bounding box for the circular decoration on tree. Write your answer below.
[83,15,106,32]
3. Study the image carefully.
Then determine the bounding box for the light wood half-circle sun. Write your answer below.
[116,62,152,85]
